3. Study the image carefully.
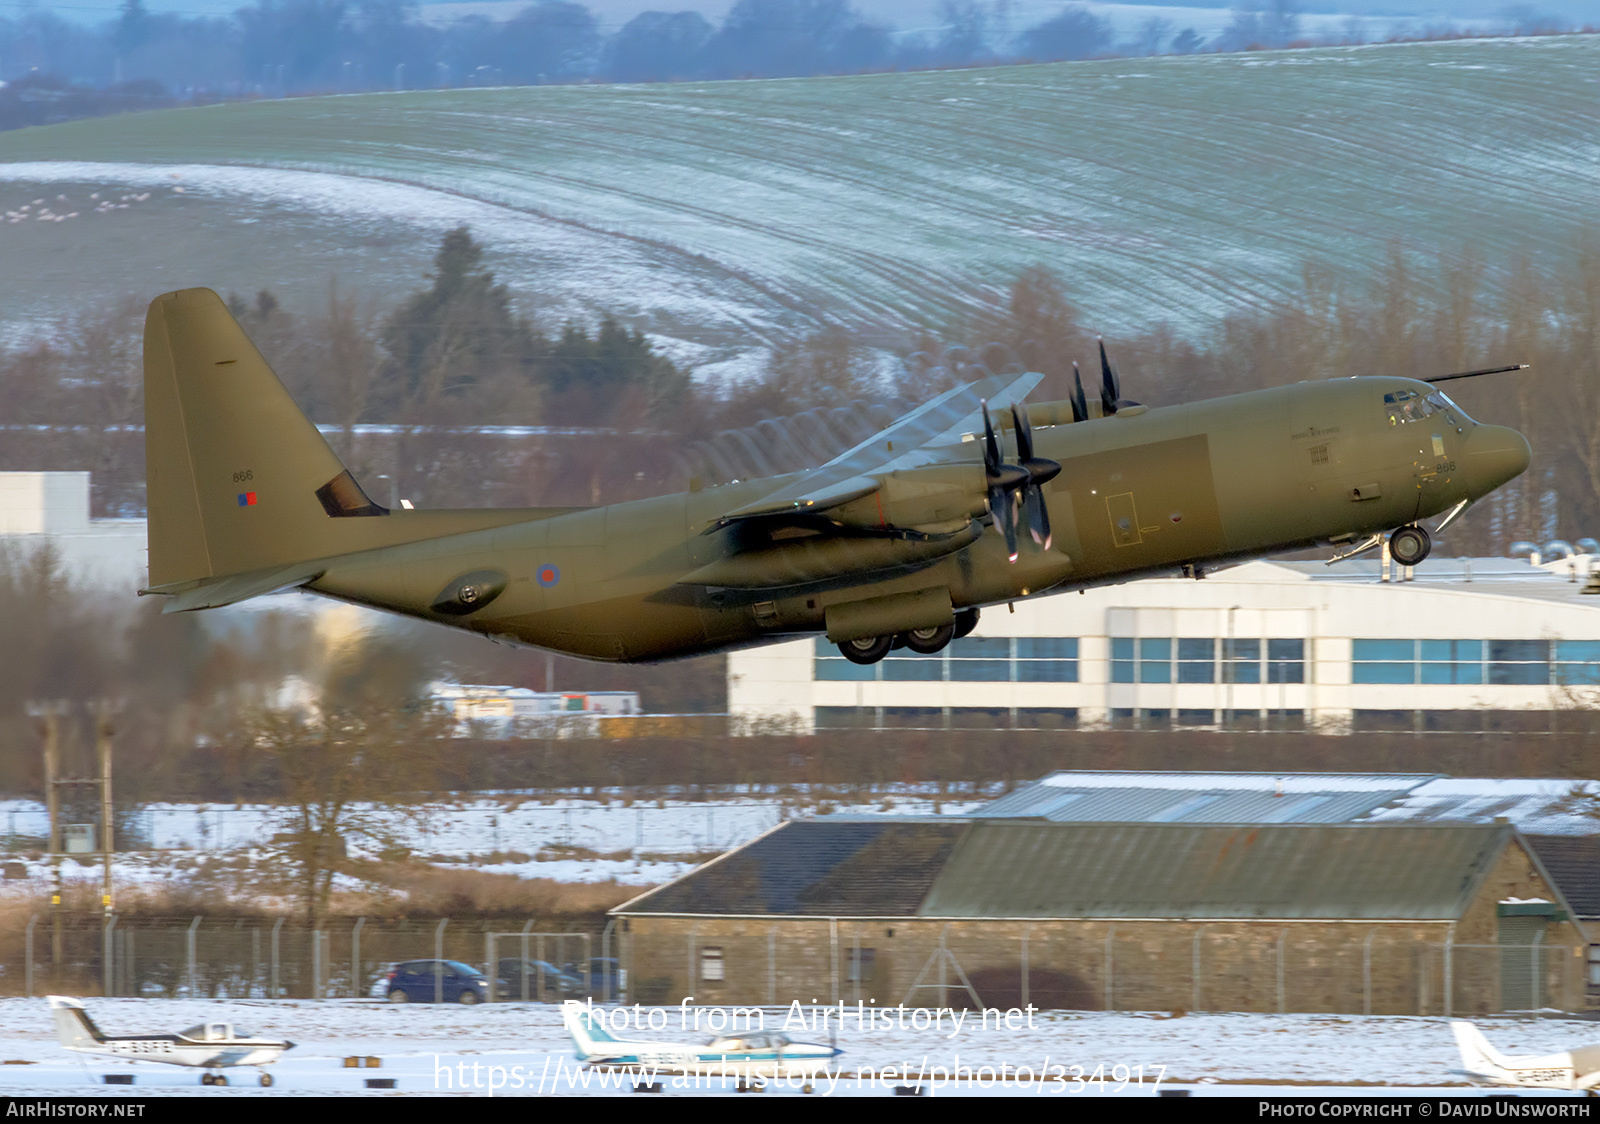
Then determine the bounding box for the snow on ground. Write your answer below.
[0,996,1592,1096]
[0,790,992,892]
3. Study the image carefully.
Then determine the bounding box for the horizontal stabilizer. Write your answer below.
[152,561,326,613]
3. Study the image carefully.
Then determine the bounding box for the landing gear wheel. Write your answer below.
[259,1073,274,1087]
[953,607,980,639]
[1390,525,1432,566]
[216,1075,228,1087]
[200,1074,213,1086]
[904,624,954,654]
[838,635,892,664]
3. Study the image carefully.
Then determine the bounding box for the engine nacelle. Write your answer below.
[828,464,988,532]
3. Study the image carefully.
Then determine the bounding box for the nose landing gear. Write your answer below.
[1389,525,1432,566]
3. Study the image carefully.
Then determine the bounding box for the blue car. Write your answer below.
[384,960,494,1004]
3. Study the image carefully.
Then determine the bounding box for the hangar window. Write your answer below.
[882,655,942,682]
[846,947,876,984]
[1489,640,1550,685]
[948,636,1011,681]
[699,946,725,984]
[1355,639,1488,684]
[1555,640,1600,685]
[1139,638,1172,682]
[1222,638,1261,683]
[1016,637,1078,681]
[1352,638,1416,684]
[1267,639,1305,683]
[1176,638,1215,683]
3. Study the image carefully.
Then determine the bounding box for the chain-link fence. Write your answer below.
[0,915,617,1002]
[618,922,1591,1015]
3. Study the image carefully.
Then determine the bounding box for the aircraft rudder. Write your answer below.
[1451,1021,1507,1074]
[46,996,104,1048]
[143,288,378,590]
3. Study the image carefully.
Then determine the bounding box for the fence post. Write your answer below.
[1192,926,1206,1013]
[434,919,448,1004]
[831,919,840,1006]
[485,932,496,1004]
[602,919,615,1004]
[1363,930,1375,1016]
[1277,929,1287,1013]
[767,924,776,1006]
[1443,927,1454,1018]
[352,917,364,999]
[1532,932,1545,1016]
[25,913,37,998]
[102,914,117,997]
[1020,924,1030,1012]
[1104,925,1115,1012]
[312,928,323,1001]
[521,921,534,1003]
[271,917,284,999]
[187,916,202,998]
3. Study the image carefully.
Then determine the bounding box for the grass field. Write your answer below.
[2,35,1598,354]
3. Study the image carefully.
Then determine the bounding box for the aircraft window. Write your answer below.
[1384,389,1441,425]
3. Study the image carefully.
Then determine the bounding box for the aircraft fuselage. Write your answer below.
[305,377,1529,662]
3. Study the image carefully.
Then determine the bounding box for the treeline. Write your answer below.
[1,0,1583,123]
[7,230,1600,555]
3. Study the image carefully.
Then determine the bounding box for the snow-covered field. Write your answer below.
[0,790,991,890]
[0,996,1593,1096]
[3,35,1598,355]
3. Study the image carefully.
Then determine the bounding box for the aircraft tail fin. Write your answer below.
[562,1000,618,1058]
[47,996,106,1049]
[143,288,387,592]
[1452,1021,1510,1077]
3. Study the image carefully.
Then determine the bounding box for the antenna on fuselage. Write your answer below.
[1423,363,1529,384]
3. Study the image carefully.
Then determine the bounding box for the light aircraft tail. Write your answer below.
[562,1000,619,1059]
[47,996,106,1049]
[1452,1021,1511,1077]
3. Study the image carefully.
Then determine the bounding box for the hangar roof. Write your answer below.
[616,819,1534,921]
[976,772,1599,835]
[1524,835,1600,918]
[918,821,1510,920]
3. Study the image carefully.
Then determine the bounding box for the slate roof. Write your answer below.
[618,819,967,916]
[1525,835,1600,918]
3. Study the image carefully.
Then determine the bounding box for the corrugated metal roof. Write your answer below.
[1359,779,1597,836]
[619,820,967,916]
[916,822,1512,920]
[975,772,1430,825]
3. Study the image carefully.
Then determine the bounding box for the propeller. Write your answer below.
[1070,362,1088,423]
[980,399,1060,561]
[1011,402,1060,549]
[1099,337,1140,414]
[1099,337,1120,416]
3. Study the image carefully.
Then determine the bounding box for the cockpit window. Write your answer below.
[1386,388,1472,426]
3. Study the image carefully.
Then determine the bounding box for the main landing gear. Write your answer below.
[836,608,979,665]
[1389,524,1432,567]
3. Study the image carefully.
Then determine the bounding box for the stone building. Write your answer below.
[612,818,1588,1014]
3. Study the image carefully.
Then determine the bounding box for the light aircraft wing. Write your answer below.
[712,371,1042,527]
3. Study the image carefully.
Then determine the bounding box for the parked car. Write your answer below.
[384,960,498,1004]
[564,957,626,998]
[496,958,583,1000]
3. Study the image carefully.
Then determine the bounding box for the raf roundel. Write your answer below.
[535,564,560,589]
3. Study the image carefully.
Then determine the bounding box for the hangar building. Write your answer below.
[726,554,1600,734]
[612,817,1589,1014]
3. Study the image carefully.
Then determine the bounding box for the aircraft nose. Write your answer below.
[1462,424,1531,497]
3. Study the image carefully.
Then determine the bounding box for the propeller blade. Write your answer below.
[1022,485,1052,550]
[1010,402,1033,463]
[981,399,1000,475]
[1002,490,1019,561]
[1071,363,1088,423]
[1099,337,1119,416]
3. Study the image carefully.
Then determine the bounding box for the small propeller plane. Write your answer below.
[1452,1021,1600,1092]
[47,995,295,1086]
[562,1000,840,1081]
[139,288,1531,663]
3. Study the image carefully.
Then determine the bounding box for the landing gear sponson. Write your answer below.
[838,608,979,664]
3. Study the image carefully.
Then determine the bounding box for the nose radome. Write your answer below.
[1463,424,1532,496]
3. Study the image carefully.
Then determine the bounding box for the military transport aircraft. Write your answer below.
[48,995,294,1086]
[139,288,1531,663]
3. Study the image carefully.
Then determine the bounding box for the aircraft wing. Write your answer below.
[712,371,1043,527]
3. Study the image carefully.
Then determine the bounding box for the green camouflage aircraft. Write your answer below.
[141,288,1531,664]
